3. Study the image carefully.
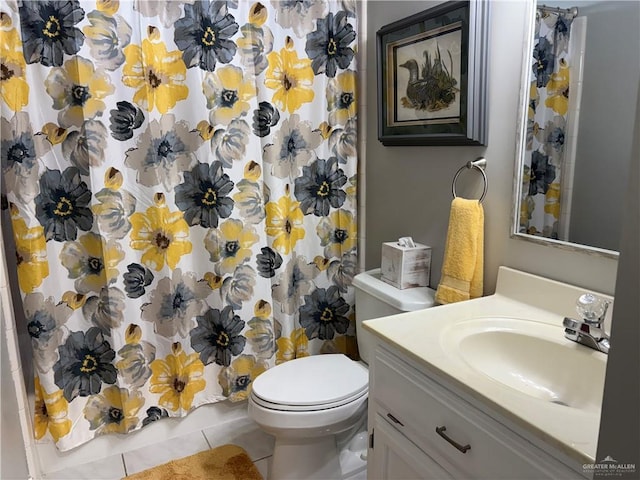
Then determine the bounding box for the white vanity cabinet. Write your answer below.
[367,344,590,480]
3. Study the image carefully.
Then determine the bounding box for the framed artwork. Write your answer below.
[377,1,490,146]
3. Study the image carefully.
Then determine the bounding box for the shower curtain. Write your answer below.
[520,7,575,238]
[0,0,358,451]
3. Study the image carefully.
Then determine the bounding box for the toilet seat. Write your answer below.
[251,354,368,411]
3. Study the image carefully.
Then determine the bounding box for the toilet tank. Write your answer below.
[353,268,436,364]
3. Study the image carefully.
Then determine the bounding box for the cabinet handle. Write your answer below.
[435,426,471,454]
[386,413,404,426]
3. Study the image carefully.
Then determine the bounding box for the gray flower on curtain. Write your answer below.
[221,264,256,309]
[116,324,156,389]
[141,406,169,427]
[256,246,283,278]
[532,37,555,88]
[528,150,556,195]
[252,101,280,138]
[53,327,118,402]
[1,112,50,202]
[24,292,72,374]
[271,0,328,38]
[59,232,124,294]
[263,114,323,179]
[82,287,126,335]
[305,11,355,77]
[93,186,137,240]
[238,20,274,76]
[246,316,276,360]
[233,179,266,224]
[174,1,238,71]
[190,305,246,367]
[294,157,347,216]
[328,117,356,163]
[35,167,94,242]
[123,263,155,299]
[109,101,145,141]
[83,10,132,71]
[272,253,319,315]
[141,269,210,338]
[542,116,566,163]
[327,252,357,293]
[19,0,85,67]
[175,161,235,228]
[61,120,108,175]
[135,0,195,29]
[299,285,350,340]
[125,114,202,189]
[211,118,251,167]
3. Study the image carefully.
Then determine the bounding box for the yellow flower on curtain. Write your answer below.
[316,209,357,258]
[130,197,192,271]
[545,60,570,116]
[203,218,259,274]
[122,38,188,114]
[265,43,314,113]
[11,210,49,294]
[265,194,305,255]
[0,28,29,111]
[218,354,267,402]
[59,232,125,294]
[327,70,357,125]
[149,343,206,412]
[96,0,120,15]
[44,56,115,128]
[203,65,257,126]
[544,182,561,219]
[34,377,72,442]
[83,386,145,435]
[276,328,310,364]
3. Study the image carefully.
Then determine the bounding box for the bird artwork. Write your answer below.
[399,45,459,112]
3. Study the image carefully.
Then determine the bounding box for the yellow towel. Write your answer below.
[435,198,484,304]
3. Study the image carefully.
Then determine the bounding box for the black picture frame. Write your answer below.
[377,1,490,146]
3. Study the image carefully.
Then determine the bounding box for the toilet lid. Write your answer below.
[251,354,368,410]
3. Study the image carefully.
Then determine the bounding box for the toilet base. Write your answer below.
[270,435,341,480]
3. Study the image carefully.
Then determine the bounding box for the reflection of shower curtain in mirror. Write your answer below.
[520,7,576,238]
[1,0,358,451]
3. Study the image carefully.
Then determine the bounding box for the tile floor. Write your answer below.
[41,416,274,479]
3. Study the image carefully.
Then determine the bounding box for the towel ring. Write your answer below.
[452,157,488,203]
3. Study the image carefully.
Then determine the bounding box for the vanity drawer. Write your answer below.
[371,346,579,479]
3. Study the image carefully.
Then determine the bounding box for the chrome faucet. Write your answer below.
[562,293,611,354]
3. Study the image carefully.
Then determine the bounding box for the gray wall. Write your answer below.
[595,80,640,475]
[569,1,639,251]
[365,0,618,296]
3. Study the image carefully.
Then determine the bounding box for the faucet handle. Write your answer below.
[576,293,609,325]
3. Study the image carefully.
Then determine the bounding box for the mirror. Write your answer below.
[512,0,639,258]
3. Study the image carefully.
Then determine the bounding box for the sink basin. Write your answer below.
[441,317,607,412]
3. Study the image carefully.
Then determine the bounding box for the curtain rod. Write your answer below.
[537,4,579,16]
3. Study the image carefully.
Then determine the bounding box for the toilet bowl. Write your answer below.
[248,268,436,480]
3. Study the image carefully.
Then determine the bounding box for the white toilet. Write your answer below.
[248,268,436,480]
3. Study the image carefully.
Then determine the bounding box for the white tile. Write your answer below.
[122,430,209,475]
[254,457,270,480]
[202,417,275,462]
[43,454,125,480]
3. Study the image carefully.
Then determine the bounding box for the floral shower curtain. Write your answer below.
[520,7,575,238]
[1,0,358,451]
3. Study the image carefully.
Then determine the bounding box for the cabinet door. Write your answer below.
[369,416,453,480]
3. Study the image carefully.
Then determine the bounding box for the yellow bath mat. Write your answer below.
[435,197,484,304]
[123,444,263,480]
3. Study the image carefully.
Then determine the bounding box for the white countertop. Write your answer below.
[363,266,612,465]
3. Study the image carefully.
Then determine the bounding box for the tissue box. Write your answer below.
[381,242,431,289]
